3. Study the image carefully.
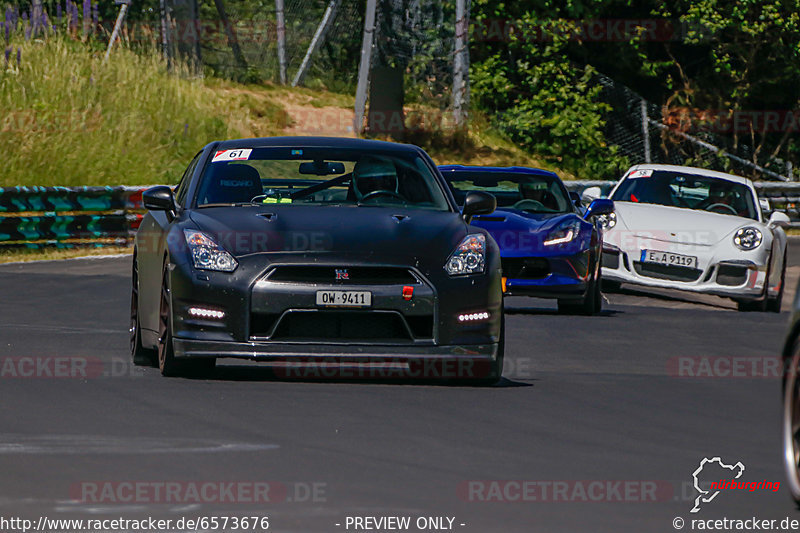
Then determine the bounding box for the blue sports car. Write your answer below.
[440,165,614,315]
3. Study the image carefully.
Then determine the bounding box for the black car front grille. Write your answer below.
[267,266,419,285]
[633,261,702,282]
[716,264,749,286]
[501,257,550,279]
[262,310,432,342]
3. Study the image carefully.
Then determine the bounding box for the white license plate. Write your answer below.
[641,250,698,269]
[315,290,372,307]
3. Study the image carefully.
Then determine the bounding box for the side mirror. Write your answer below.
[582,186,602,203]
[143,186,177,219]
[568,191,582,207]
[462,191,497,223]
[768,211,791,229]
[585,198,615,219]
[759,198,771,213]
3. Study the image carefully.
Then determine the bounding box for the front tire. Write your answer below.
[157,261,215,378]
[783,343,800,504]
[558,259,600,316]
[768,254,787,313]
[131,254,156,367]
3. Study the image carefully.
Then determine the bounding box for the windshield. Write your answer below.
[194,147,450,211]
[445,171,572,214]
[611,170,757,220]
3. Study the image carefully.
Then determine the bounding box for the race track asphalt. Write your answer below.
[0,241,798,532]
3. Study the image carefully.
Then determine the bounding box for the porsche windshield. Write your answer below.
[611,170,757,220]
[445,171,571,214]
[194,147,450,211]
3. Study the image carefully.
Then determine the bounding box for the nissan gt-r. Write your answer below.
[130,137,504,382]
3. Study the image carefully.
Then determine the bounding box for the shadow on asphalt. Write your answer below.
[504,306,622,317]
[167,365,534,388]
[608,286,736,311]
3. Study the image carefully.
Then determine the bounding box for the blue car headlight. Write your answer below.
[445,234,486,276]
[544,220,581,246]
[184,229,238,272]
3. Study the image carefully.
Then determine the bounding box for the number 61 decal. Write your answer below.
[212,149,252,163]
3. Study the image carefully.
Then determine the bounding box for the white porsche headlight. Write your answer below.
[184,229,238,272]
[597,212,617,229]
[733,227,762,250]
[445,234,486,276]
[544,220,581,246]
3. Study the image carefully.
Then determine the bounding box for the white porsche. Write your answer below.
[584,164,791,312]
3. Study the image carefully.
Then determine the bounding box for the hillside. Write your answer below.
[0,37,572,188]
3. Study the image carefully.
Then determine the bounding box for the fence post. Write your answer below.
[275,0,287,85]
[354,0,378,135]
[104,0,130,64]
[641,98,651,163]
[451,0,470,128]
[292,0,340,87]
[159,0,172,69]
[31,0,42,37]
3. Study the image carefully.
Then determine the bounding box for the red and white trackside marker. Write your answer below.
[212,149,252,163]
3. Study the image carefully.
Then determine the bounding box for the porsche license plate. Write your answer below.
[315,290,372,307]
[640,250,698,269]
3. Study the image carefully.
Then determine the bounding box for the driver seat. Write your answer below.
[205,164,262,204]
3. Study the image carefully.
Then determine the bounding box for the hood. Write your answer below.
[188,205,468,265]
[612,201,759,246]
[472,208,592,255]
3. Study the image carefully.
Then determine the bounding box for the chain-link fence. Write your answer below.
[598,74,795,182]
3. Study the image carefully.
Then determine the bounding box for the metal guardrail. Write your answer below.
[2,180,800,249]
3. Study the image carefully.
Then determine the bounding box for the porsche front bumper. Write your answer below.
[601,239,769,300]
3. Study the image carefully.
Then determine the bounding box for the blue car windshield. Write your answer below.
[195,147,450,211]
[445,171,572,214]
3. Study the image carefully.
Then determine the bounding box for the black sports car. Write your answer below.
[131,137,504,382]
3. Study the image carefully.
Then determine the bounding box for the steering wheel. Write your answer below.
[512,199,546,211]
[705,203,737,215]
[359,190,406,203]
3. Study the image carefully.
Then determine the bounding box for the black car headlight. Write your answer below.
[445,234,486,276]
[184,229,238,272]
[733,227,762,250]
[544,220,581,246]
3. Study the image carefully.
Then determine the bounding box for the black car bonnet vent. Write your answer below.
[259,213,277,221]
[392,214,409,223]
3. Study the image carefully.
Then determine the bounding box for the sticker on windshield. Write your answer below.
[212,149,252,163]
[628,169,653,179]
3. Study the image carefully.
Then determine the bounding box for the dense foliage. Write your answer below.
[469,0,800,179]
